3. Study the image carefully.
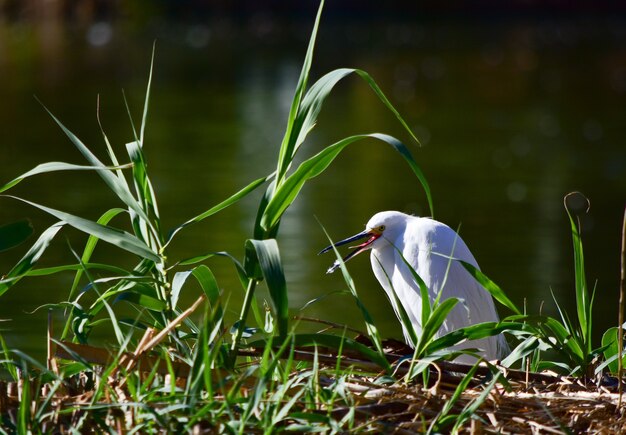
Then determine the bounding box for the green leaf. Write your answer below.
[166,176,267,246]
[116,291,167,312]
[602,327,621,374]
[171,271,192,311]
[460,260,522,316]
[321,224,386,360]
[262,133,428,231]
[372,254,418,347]
[3,196,160,263]
[245,239,288,339]
[564,192,592,352]
[178,251,247,289]
[0,222,65,297]
[1,263,130,282]
[0,162,131,194]
[140,42,156,147]
[416,297,459,355]
[0,219,33,252]
[191,265,221,307]
[451,372,502,433]
[275,0,324,183]
[37,102,155,230]
[501,336,540,367]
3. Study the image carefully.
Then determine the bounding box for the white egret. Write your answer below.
[320,211,509,361]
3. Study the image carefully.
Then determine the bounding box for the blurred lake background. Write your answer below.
[1,1,625,359]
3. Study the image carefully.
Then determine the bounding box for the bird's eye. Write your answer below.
[378,225,386,232]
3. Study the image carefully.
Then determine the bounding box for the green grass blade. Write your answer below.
[126,141,161,223]
[416,297,459,355]
[320,224,387,363]
[0,162,131,194]
[171,270,192,311]
[37,102,154,228]
[191,265,221,307]
[262,133,427,231]
[245,239,288,339]
[116,291,167,311]
[451,372,502,433]
[140,42,155,147]
[166,176,267,246]
[501,336,540,367]
[10,262,129,278]
[275,0,324,183]
[4,196,160,262]
[601,327,622,373]
[564,193,591,350]
[390,243,432,332]
[435,361,480,427]
[0,222,65,297]
[372,254,418,347]
[0,219,33,253]
[460,260,522,315]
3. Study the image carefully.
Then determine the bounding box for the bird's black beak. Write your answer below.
[319,230,381,274]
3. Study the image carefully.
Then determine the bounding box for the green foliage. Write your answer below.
[465,193,605,377]
[230,0,431,358]
[0,1,618,432]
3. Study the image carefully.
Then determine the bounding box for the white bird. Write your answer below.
[320,211,509,362]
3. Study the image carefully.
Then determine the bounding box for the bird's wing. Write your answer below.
[398,218,508,358]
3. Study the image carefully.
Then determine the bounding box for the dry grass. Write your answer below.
[2,337,625,433]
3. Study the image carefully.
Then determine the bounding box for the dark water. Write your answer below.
[1,7,625,360]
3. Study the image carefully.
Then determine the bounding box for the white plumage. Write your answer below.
[322,211,509,362]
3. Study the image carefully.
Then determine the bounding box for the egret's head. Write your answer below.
[319,211,409,273]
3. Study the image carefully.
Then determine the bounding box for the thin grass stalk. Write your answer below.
[230,278,257,357]
[616,207,626,412]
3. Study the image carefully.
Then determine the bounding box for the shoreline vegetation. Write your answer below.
[1,2,625,432]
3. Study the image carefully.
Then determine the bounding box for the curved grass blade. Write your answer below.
[4,196,159,262]
[171,271,192,311]
[191,265,221,308]
[262,133,428,231]
[0,219,33,253]
[601,327,622,373]
[372,254,418,347]
[245,239,288,339]
[388,243,432,337]
[293,67,421,170]
[166,176,267,246]
[320,223,386,361]
[0,162,131,194]
[177,251,247,290]
[37,100,155,234]
[459,260,521,316]
[0,222,65,297]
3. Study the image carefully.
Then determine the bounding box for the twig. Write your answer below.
[616,207,626,412]
[292,316,363,335]
[112,295,205,380]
